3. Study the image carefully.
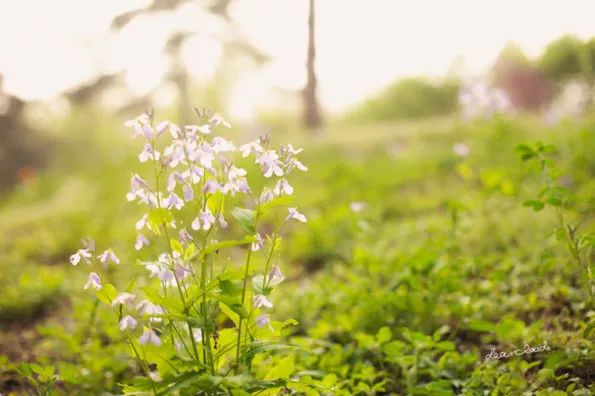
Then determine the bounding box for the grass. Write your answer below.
[0,111,593,394]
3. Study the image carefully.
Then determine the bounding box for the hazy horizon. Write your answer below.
[1,0,595,118]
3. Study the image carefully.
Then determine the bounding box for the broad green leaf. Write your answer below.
[264,355,295,380]
[147,209,174,234]
[203,236,255,257]
[231,207,256,233]
[382,340,404,357]
[376,326,392,343]
[259,195,294,213]
[219,295,248,319]
[252,274,267,294]
[170,238,183,254]
[523,199,544,211]
[96,283,117,305]
[219,278,242,296]
[240,341,298,365]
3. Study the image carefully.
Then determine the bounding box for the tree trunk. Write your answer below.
[303,0,322,130]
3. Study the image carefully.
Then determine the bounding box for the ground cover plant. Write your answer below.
[0,111,593,395]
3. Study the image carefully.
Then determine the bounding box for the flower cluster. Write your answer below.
[70,110,307,387]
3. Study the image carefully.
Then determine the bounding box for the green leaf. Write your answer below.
[252,274,268,295]
[382,340,404,357]
[435,341,455,351]
[240,341,298,366]
[515,144,535,161]
[170,238,183,254]
[219,295,248,319]
[96,283,117,305]
[148,208,174,233]
[203,236,255,257]
[467,319,495,332]
[219,302,241,327]
[264,355,295,380]
[183,243,196,261]
[219,278,242,297]
[376,326,392,343]
[231,207,256,233]
[547,197,563,207]
[259,195,294,213]
[523,199,545,211]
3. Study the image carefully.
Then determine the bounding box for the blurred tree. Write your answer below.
[538,35,591,82]
[538,35,594,107]
[0,76,48,192]
[111,0,268,123]
[345,78,459,122]
[303,0,322,131]
[64,73,123,106]
[493,44,551,111]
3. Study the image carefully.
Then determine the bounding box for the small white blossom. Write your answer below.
[182,166,203,184]
[126,174,149,202]
[135,234,149,250]
[97,249,120,266]
[112,292,136,307]
[256,150,284,178]
[251,233,263,252]
[167,171,185,192]
[253,294,273,309]
[156,120,181,139]
[139,144,160,163]
[209,113,231,129]
[174,261,192,280]
[285,144,303,155]
[125,114,153,140]
[82,238,95,252]
[139,328,162,346]
[136,300,165,322]
[202,179,220,194]
[268,265,285,287]
[259,188,274,204]
[256,313,273,330]
[165,192,184,210]
[162,144,184,168]
[286,207,307,223]
[290,158,308,172]
[119,315,138,331]
[192,209,216,231]
[84,272,102,290]
[274,178,293,196]
[239,140,264,158]
[135,214,148,231]
[218,214,228,229]
[211,136,236,153]
[183,184,194,202]
[70,248,92,266]
[179,228,193,244]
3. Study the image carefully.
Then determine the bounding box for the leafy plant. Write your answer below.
[517,141,594,307]
[67,110,310,394]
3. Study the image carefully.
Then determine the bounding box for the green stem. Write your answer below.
[129,341,158,396]
[150,140,201,364]
[235,246,254,373]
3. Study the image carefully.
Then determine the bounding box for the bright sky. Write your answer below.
[1,0,594,118]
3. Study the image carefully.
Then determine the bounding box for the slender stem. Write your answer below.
[129,341,158,396]
[201,254,215,371]
[235,246,253,373]
[150,140,201,364]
